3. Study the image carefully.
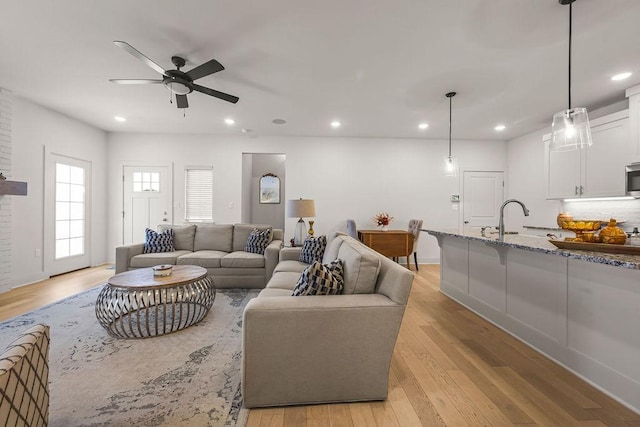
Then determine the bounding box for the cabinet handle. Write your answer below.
[580,185,584,195]
[575,186,579,195]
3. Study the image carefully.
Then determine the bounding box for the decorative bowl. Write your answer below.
[599,218,626,245]
[560,220,602,242]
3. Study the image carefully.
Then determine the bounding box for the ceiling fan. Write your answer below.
[109,41,239,108]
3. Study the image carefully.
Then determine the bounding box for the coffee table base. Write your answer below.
[95,276,215,339]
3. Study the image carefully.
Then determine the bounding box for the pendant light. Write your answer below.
[443,91,458,177]
[550,0,592,152]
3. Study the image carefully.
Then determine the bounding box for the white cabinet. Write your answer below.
[626,84,640,162]
[544,110,630,199]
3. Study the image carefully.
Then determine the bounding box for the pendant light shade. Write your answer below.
[550,0,592,152]
[443,91,458,177]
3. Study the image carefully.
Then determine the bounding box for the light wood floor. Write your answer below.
[1,264,638,426]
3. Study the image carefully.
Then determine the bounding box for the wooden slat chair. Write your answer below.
[0,324,50,427]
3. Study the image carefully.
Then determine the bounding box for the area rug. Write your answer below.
[0,286,259,426]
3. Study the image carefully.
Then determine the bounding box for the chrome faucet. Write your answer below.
[498,199,530,240]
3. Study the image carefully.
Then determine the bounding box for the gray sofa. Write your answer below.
[242,233,414,407]
[115,224,283,288]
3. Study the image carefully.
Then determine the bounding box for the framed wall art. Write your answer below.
[259,173,280,204]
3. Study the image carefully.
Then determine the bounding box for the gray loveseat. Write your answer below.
[115,224,283,288]
[242,233,414,407]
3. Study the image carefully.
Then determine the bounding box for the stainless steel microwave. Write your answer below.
[626,163,640,197]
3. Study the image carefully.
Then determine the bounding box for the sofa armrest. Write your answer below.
[115,243,144,273]
[279,246,302,262]
[264,239,283,280]
[242,294,406,407]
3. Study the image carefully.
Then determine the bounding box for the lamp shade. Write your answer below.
[287,199,316,218]
[550,107,592,151]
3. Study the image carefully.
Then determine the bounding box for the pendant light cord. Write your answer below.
[568,1,572,109]
[448,95,452,157]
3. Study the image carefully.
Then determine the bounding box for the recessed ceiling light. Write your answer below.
[330,121,341,128]
[611,72,632,81]
[418,123,429,130]
[494,124,506,131]
[241,128,252,133]
[224,118,235,125]
[272,118,286,125]
[114,116,126,122]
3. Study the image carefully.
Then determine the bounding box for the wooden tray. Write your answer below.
[549,239,640,255]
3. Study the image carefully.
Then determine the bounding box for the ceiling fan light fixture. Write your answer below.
[550,0,593,153]
[164,80,191,95]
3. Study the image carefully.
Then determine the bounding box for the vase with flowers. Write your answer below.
[374,212,393,231]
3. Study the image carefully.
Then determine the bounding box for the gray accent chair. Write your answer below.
[242,234,414,407]
[0,324,50,427]
[346,219,357,239]
[408,219,423,271]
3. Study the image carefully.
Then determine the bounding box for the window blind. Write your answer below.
[185,167,214,222]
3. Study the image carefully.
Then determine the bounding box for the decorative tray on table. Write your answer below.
[548,240,640,255]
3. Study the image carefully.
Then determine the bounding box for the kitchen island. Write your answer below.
[426,229,640,413]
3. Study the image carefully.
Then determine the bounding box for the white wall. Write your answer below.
[107,133,507,265]
[10,97,108,288]
[506,128,562,231]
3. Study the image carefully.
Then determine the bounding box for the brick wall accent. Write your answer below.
[0,87,12,290]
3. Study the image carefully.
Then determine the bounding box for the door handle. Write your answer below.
[464,221,469,224]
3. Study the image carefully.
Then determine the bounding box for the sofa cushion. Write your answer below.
[322,235,345,264]
[292,260,344,296]
[221,251,266,268]
[257,288,293,298]
[143,228,174,253]
[337,238,381,294]
[194,224,233,252]
[176,250,227,268]
[299,235,327,264]
[266,272,302,290]
[130,250,191,268]
[245,228,272,255]
[233,224,272,252]
[273,260,308,274]
[158,224,196,251]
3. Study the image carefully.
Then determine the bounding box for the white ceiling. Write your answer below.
[1,0,640,141]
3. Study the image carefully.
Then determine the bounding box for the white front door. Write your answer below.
[462,171,504,234]
[123,165,172,245]
[45,154,92,276]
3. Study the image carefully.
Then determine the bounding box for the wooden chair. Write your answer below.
[408,219,423,271]
[0,324,50,427]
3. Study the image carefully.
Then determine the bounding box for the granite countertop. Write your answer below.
[424,228,640,270]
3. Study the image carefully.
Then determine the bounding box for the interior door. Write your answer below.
[123,165,172,245]
[45,154,92,276]
[462,171,504,234]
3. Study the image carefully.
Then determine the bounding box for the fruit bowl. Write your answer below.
[560,220,602,241]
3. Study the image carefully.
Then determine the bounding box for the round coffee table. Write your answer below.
[95,265,215,339]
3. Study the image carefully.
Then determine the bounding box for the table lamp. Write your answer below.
[287,198,316,246]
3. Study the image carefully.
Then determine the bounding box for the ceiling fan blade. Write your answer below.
[109,79,164,85]
[192,84,239,104]
[113,41,167,76]
[186,59,225,81]
[176,94,189,109]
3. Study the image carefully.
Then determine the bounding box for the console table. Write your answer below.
[357,230,414,269]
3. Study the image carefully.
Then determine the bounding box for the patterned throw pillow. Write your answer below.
[143,228,175,254]
[299,235,327,264]
[292,259,344,296]
[245,228,272,254]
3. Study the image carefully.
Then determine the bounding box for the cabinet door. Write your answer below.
[545,138,581,199]
[582,117,629,197]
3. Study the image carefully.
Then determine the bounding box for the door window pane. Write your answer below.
[133,171,160,192]
[55,162,85,259]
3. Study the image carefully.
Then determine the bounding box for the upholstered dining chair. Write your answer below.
[0,323,50,427]
[408,219,423,271]
[346,219,358,239]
